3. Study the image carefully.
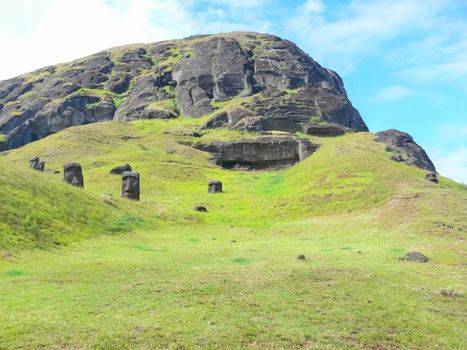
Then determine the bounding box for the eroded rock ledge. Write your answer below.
[194,136,318,170]
[375,129,436,172]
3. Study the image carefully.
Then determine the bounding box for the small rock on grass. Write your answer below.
[194,205,208,212]
[399,251,428,263]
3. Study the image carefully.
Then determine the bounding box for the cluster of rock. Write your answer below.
[0,32,367,151]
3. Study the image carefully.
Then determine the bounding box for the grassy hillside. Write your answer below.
[0,119,466,349]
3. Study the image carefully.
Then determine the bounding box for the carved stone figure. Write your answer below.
[63,163,84,187]
[208,180,222,193]
[122,171,140,200]
[29,156,45,172]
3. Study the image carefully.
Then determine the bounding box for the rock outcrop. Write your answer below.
[375,129,436,172]
[195,136,318,170]
[0,32,367,151]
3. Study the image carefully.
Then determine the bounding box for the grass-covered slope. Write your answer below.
[0,158,123,252]
[0,119,466,349]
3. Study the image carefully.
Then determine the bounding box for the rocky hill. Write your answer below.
[0,32,368,151]
[0,32,466,349]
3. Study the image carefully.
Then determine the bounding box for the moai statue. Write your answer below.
[122,171,140,201]
[29,157,45,172]
[425,173,438,184]
[63,163,84,187]
[208,180,222,193]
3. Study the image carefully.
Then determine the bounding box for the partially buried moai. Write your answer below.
[208,180,222,193]
[63,163,84,187]
[425,173,438,183]
[29,156,45,172]
[122,171,140,201]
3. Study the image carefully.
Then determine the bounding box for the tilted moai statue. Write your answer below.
[63,163,84,187]
[208,180,222,193]
[29,156,45,172]
[122,171,140,201]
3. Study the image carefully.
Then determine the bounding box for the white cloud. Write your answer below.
[437,123,467,140]
[429,146,467,184]
[372,85,414,102]
[287,0,451,74]
[0,0,271,81]
[209,0,265,8]
[302,0,325,14]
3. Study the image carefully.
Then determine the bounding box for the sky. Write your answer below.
[1,0,466,183]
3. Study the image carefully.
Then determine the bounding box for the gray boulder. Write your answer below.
[194,205,208,212]
[399,251,429,263]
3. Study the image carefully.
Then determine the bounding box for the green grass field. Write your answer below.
[0,119,466,349]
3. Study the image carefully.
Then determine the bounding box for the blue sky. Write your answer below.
[1,0,466,182]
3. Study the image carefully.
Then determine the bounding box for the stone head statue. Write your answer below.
[122,171,140,200]
[63,163,84,187]
[208,179,222,193]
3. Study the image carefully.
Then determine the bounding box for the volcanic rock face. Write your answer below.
[375,129,436,172]
[195,136,318,170]
[0,32,367,151]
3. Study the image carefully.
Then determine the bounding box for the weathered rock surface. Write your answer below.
[0,32,367,150]
[195,136,318,170]
[304,124,345,137]
[375,129,436,172]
